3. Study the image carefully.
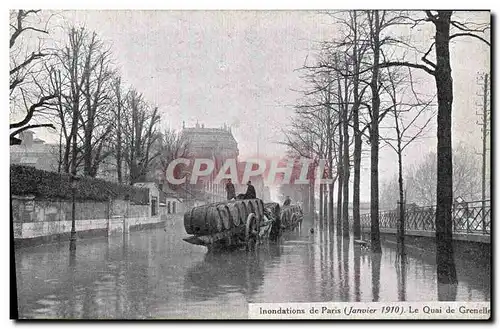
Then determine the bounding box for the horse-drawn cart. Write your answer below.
[183,199,303,251]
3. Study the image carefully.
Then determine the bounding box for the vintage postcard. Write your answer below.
[9,9,491,320]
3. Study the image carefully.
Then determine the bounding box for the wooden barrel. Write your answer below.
[185,204,210,235]
[247,199,257,218]
[216,204,232,230]
[253,199,263,218]
[227,202,241,227]
[245,199,256,216]
[257,199,265,218]
[185,200,271,236]
[207,206,223,233]
[238,201,249,224]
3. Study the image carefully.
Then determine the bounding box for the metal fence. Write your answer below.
[359,200,490,235]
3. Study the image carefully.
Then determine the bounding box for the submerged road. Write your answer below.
[15,217,490,319]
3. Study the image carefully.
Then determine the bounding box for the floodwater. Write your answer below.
[15,217,490,319]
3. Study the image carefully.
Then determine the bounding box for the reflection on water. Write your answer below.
[184,244,281,301]
[15,216,490,319]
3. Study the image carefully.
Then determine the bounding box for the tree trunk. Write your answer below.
[434,10,457,284]
[58,128,63,173]
[370,10,382,253]
[327,107,335,226]
[353,135,361,238]
[63,135,72,173]
[342,76,350,238]
[309,176,316,217]
[352,11,362,239]
[302,183,310,215]
[323,185,328,221]
[116,79,123,184]
[481,73,488,232]
[329,181,334,227]
[319,177,324,219]
[83,81,93,176]
[397,149,405,253]
[336,127,343,236]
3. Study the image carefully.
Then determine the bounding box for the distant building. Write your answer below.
[181,122,239,203]
[10,131,60,172]
[10,130,120,183]
[181,121,239,160]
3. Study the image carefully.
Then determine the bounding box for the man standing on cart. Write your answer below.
[225,178,236,200]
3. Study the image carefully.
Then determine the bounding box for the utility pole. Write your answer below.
[476,73,490,233]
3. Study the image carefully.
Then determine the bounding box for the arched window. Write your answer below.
[172,201,176,214]
[167,201,171,214]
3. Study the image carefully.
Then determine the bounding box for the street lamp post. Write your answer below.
[69,175,77,251]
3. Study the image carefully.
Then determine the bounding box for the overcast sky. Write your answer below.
[27,10,490,202]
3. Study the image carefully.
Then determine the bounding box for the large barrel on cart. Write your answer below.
[183,199,303,251]
[184,199,264,236]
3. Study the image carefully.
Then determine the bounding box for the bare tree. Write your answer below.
[56,27,89,174]
[382,66,435,254]
[372,11,489,284]
[10,10,57,144]
[284,59,342,219]
[46,26,116,178]
[80,32,115,177]
[112,76,124,183]
[122,89,161,184]
[156,128,191,190]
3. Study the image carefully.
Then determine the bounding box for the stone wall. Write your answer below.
[12,195,183,247]
[360,227,490,265]
[128,204,150,218]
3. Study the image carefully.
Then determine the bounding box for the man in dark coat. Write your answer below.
[244,180,256,199]
[225,178,236,200]
[283,196,291,206]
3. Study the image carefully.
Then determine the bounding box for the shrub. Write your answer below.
[10,165,149,204]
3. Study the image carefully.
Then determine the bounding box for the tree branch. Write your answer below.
[10,94,58,129]
[10,123,55,141]
[379,61,435,76]
[10,51,48,76]
[450,33,490,46]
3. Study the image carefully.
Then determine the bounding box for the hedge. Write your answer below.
[10,165,149,204]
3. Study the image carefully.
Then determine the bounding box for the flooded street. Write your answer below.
[15,217,490,319]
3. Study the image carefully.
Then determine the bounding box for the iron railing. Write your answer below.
[358,200,490,235]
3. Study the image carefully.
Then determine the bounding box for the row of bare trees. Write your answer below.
[283,10,489,285]
[10,10,190,186]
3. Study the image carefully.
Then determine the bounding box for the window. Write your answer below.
[167,201,171,214]
[151,196,158,216]
[172,201,176,214]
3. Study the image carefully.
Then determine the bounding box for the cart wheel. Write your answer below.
[245,213,258,251]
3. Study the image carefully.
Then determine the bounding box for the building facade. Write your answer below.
[10,131,60,172]
[181,122,239,203]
